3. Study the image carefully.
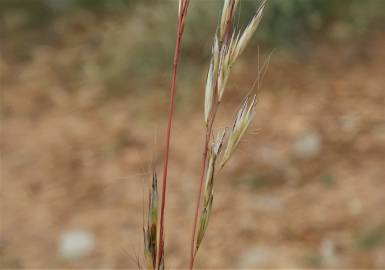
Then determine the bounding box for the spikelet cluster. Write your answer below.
[204,0,267,124]
[196,0,268,255]
[143,172,163,270]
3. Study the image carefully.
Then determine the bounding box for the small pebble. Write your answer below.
[58,230,95,260]
[292,131,322,159]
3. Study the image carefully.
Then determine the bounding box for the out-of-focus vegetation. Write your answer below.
[2,0,383,41]
[1,0,384,92]
[246,0,385,44]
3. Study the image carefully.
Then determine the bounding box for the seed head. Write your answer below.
[143,171,158,269]
[178,0,189,18]
[204,37,220,124]
[217,0,268,102]
[233,0,268,62]
[217,31,242,101]
[219,0,240,42]
[221,94,257,168]
[195,130,226,253]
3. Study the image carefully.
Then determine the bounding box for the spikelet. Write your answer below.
[143,230,153,270]
[178,0,183,17]
[204,62,215,125]
[204,37,220,124]
[217,0,268,102]
[232,0,268,62]
[217,31,241,101]
[195,130,226,253]
[221,94,257,168]
[143,171,158,270]
[178,0,189,18]
[219,0,240,42]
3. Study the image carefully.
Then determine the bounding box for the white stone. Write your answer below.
[238,246,294,267]
[252,195,283,212]
[59,230,95,260]
[320,238,336,266]
[292,131,322,159]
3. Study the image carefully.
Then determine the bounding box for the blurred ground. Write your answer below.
[1,3,385,269]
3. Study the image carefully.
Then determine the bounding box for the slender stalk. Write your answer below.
[157,1,189,269]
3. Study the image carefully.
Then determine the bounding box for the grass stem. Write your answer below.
[157,1,189,269]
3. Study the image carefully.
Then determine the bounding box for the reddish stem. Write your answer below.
[157,1,189,269]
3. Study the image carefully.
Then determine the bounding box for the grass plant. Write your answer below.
[142,0,268,268]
